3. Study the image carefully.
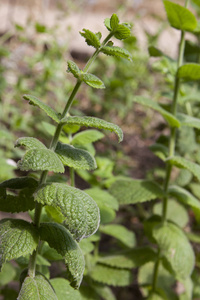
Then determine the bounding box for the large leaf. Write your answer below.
[18,274,58,300]
[40,223,84,289]
[163,0,197,32]
[15,137,46,150]
[35,183,100,241]
[168,156,200,181]
[0,219,39,270]
[97,247,156,269]
[79,29,101,49]
[23,94,60,123]
[72,130,104,146]
[109,179,164,205]
[100,224,136,248]
[168,185,200,212]
[50,278,82,300]
[132,96,180,127]
[90,264,133,286]
[178,64,200,81]
[0,176,38,189]
[101,46,132,61]
[17,149,64,173]
[177,113,200,130]
[55,142,96,170]
[153,222,195,279]
[84,188,119,211]
[60,116,123,142]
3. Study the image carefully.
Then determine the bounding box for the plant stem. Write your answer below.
[27,30,114,278]
[70,168,75,187]
[151,0,189,292]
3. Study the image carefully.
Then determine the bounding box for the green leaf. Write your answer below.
[97,247,156,269]
[23,94,60,123]
[100,224,136,248]
[79,239,94,255]
[163,0,197,32]
[90,264,133,286]
[114,24,131,40]
[92,284,117,300]
[81,73,105,89]
[177,113,200,130]
[132,96,180,127]
[109,179,163,205]
[101,46,132,61]
[15,137,47,150]
[84,188,119,211]
[72,129,104,146]
[55,142,96,170]
[51,278,82,300]
[104,18,111,31]
[168,185,200,212]
[67,60,80,78]
[0,176,38,189]
[178,63,200,81]
[175,169,192,187]
[168,156,200,181]
[153,222,195,279]
[148,46,164,57]
[39,222,85,288]
[0,262,17,286]
[18,149,64,173]
[80,286,100,300]
[0,219,39,269]
[35,183,100,241]
[110,14,119,30]
[98,206,116,224]
[0,188,35,213]
[79,29,101,49]
[153,199,189,228]
[18,274,58,300]
[149,143,168,161]
[61,116,123,142]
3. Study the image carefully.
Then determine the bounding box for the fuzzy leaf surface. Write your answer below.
[67,60,80,78]
[15,137,47,150]
[35,183,100,240]
[114,24,131,40]
[55,142,96,170]
[79,29,101,48]
[168,185,200,212]
[18,149,64,173]
[40,223,85,288]
[0,177,38,189]
[153,222,195,279]
[0,219,39,269]
[101,46,132,61]
[23,94,60,123]
[51,278,82,300]
[81,73,105,89]
[61,116,123,142]
[100,224,136,248]
[72,130,104,146]
[110,14,119,30]
[133,96,180,127]
[168,156,200,181]
[178,64,200,81]
[164,0,197,32]
[18,274,58,300]
[90,264,133,286]
[109,179,163,205]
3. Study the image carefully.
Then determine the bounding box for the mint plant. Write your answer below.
[109,1,200,299]
[0,14,132,299]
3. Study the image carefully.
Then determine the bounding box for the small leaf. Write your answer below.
[55,142,96,170]
[0,176,38,189]
[177,113,200,129]
[15,137,47,150]
[81,73,105,89]
[101,46,132,61]
[0,262,17,286]
[40,222,85,288]
[104,18,111,31]
[61,116,123,142]
[163,0,197,32]
[18,274,58,300]
[100,224,136,248]
[18,149,64,173]
[35,183,100,241]
[168,156,200,181]
[67,60,80,78]
[110,14,119,30]
[109,179,164,205]
[90,264,133,286]
[168,185,200,212]
[0,219,39,269]
[153,222,195,279]
[132,96,180,127]
[97,247,156,269]
[79,239,94,255]
[79,29,101,48]
[51,278,82,300]
[114,24,131,40]
[84,188,119,211]
[92,284,117,300]
[149,143,168,161]
[72,129,104,146]
[148,46,164,57]
[23,94,60,123]
[178,63,200,81]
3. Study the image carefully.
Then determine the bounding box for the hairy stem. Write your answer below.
[27,31,114,278]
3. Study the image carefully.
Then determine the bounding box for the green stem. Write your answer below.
[70,168,75,187]
[27,30,114,278]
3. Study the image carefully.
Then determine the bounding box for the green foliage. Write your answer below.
[101,46,132,61]
[79,29,101,49]
[168,156,200,181]
[50,278,82,300]
[81,73,105,89]
[15,137,47,150]
[178,63,200,81]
